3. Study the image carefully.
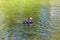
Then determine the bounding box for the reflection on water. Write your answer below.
[0,4,60,40]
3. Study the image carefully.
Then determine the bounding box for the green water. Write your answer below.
[0,0,60,40]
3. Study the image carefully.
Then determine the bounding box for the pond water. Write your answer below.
[0,4,60,40]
